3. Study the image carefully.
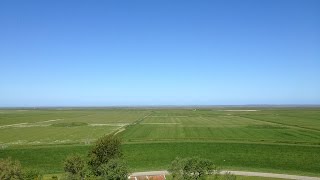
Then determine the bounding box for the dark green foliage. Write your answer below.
[63,154,85,179]
[170,157,184,180]
[63,173,85,180]
[169,157,218,180]
[51,122,88,127]
[220,172,237,180]
[62,135,128,179]
[88,134,122,175]
[0,157,23,180]
[98,159,129,180]
[51,175,58,180]
[23,169,43,180]
[169,157,238,180]
[0,157,42,180]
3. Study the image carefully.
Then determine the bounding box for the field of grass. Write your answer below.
[0,107,320,176]
[0,109,149,145]
[122,109,320,145]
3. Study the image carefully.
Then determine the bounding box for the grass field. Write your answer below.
[0,107,320,176]
[0,109,149,145]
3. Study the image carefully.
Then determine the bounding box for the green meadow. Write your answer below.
[0,108,320,176]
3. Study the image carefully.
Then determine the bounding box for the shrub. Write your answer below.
[23,169,43,180]
[87,134,122,175]
[51,175,58,180]
[0,157,23,180]
[98,159,129,180]
[169,157,218,180]
[63,154,85,179]
[221,171,237,180]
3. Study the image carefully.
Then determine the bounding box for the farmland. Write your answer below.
[0,107,320,176]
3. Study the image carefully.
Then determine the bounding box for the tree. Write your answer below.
[169,157,219,180]
[98,159,129,180]
[0,157,23,180]
[87,134,122,176]
[170,157,185,180]
[63,154,85,180]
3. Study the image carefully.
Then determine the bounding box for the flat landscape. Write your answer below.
[0,107,320,176]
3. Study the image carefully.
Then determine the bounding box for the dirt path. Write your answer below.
[130,170,320,180]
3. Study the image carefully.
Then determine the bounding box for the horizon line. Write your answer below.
[1,104,320,109]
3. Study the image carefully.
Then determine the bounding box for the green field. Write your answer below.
[0,108,320,176]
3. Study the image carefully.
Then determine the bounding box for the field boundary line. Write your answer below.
[113,113,152,136]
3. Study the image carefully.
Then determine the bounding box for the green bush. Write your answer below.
[169,157,219,180]
[87,134,122,175]
[98,159,129,180]
[220,172,237,180]
[62,135,129,179]
[51,175,58,180]
[0,157,23,180]
[23,169,43,180]
[63,154,85,179]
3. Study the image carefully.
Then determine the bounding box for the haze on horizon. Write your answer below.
[0,0,319,107]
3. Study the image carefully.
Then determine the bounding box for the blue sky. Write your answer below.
[0,0,319,106]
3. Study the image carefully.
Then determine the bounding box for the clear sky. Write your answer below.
[0,0,319,107]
